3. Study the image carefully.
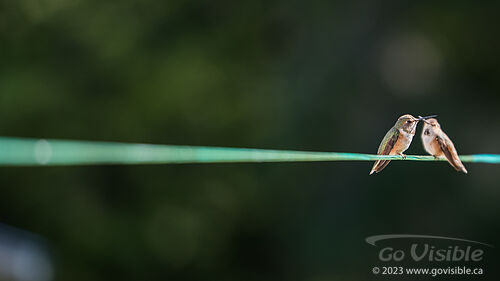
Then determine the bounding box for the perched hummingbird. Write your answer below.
[370,114,420,175]
[421,118,468,173]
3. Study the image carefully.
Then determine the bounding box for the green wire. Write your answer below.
[0,137,498,166]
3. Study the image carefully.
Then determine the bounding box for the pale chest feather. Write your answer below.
[422,130,442,156]
[428,139,443,156]
[391,129,414,154]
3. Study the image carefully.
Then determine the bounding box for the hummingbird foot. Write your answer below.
[399,153,407,160]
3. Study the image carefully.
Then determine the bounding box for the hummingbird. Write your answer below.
[370,114,421,175]
[420,118,468,173]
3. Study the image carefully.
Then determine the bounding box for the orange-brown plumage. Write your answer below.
[421,118,467,173]
[370,114,419,175]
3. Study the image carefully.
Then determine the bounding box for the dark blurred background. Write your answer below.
[0,0,499,280]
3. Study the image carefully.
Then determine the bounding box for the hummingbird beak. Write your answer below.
[418,115,437,124]
[418,115,438,120]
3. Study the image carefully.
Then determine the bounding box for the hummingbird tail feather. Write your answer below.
[454,162,468,174]
[370,160,391,175]
[447,155,468,174]
[455,159,468,174]
[377,160,391,172]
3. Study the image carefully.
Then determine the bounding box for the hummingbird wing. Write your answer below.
[370,128,399,175]
[436,134,468,173]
